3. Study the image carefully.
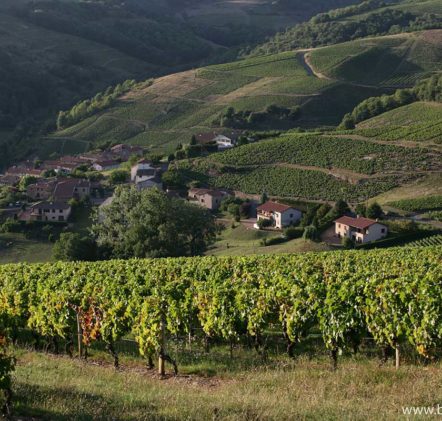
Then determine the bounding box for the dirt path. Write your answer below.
[301,52,332,80]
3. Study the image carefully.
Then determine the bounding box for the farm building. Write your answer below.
[256,201,302,229]
[334,216,388,244]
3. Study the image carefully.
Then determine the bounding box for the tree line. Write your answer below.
[340,73,442,128]
[248,6,442,57]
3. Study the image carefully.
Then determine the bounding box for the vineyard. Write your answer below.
[354,102,442,144]
[0,246,441,399]
[210,133,440,174]
[386,195,442,212]
[408,235,442,247]
[176,160,402,201]
[307,31,442,88]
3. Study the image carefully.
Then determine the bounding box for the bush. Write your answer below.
[303,225,318,241]
[257,218,272,229]
[284,226,303,240]
[262,236,287,246]
[342,236,355,249]
[366,202,383,219]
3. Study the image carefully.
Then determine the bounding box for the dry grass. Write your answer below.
[10,349,442,420]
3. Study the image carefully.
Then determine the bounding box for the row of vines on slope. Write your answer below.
[0,247,441,382]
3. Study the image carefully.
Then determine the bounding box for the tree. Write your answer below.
[334,199,350,216]
[190,135,197,146]
[92,187,217,258]
[109,170,129,185]
[18,176,37,191]
[260,192,268,204]
[355,203,367,217]
[366,202,383,219]
[53,233,97,261]
[161,170,184,190]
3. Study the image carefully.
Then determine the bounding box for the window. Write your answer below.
[290,214,293,218]
[338,224,341,228]
[381,228,385,233]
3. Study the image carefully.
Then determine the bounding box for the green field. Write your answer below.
[207,223,330,256]
[0,233,53,264]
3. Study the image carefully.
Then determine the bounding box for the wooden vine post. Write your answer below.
[158,311,166,376]
[76,311,82,358]
[395,344,400,370]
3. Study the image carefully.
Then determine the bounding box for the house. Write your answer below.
[188,188,228,211]
[5,165,43,178]
[42,159,81,174]
[135,175,163,191]
[131,159,156,183]
[0,175,20,187]
[195,131,241,150]
[334,216,388,244]
[256,201,302,229]
[28,201,71,223]
[26,179,57,200]
[92,160,120,171]
[130,159,163,191]
[52,179,91,201]
[110,144,143,160]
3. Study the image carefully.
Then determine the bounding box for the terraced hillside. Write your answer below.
[172,132,442,202]
[48,30,442,157]
[351,102,442,146]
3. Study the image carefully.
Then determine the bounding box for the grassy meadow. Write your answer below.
[10,344,442,421]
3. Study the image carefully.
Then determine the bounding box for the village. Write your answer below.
[0,129,392,260]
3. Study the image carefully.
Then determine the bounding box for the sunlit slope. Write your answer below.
[52,31,442,155]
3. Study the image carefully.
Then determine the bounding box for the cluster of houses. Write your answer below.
[0,144,145,185]
[11,177,102,223]
[254,200,388,244]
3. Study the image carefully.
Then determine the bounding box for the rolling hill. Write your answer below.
[0,0,359,167]
[45,29,442,158]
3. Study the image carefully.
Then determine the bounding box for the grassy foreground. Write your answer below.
[11,349,442,420]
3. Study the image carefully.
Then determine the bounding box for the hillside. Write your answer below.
[0,0,358,168]
[353,101,442,145]
[46,29,442,158]
[172,131,441,202]
[250,0,442,56]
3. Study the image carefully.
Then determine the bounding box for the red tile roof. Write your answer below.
[257,201,293,213]
[335,216,380,229]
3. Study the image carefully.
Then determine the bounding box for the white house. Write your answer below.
[131,159,156,183]
[195,131,241,150]
[130,159,163,191]
[256,201,302,229]
[334,216,388,244]
[29,201,72,223]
